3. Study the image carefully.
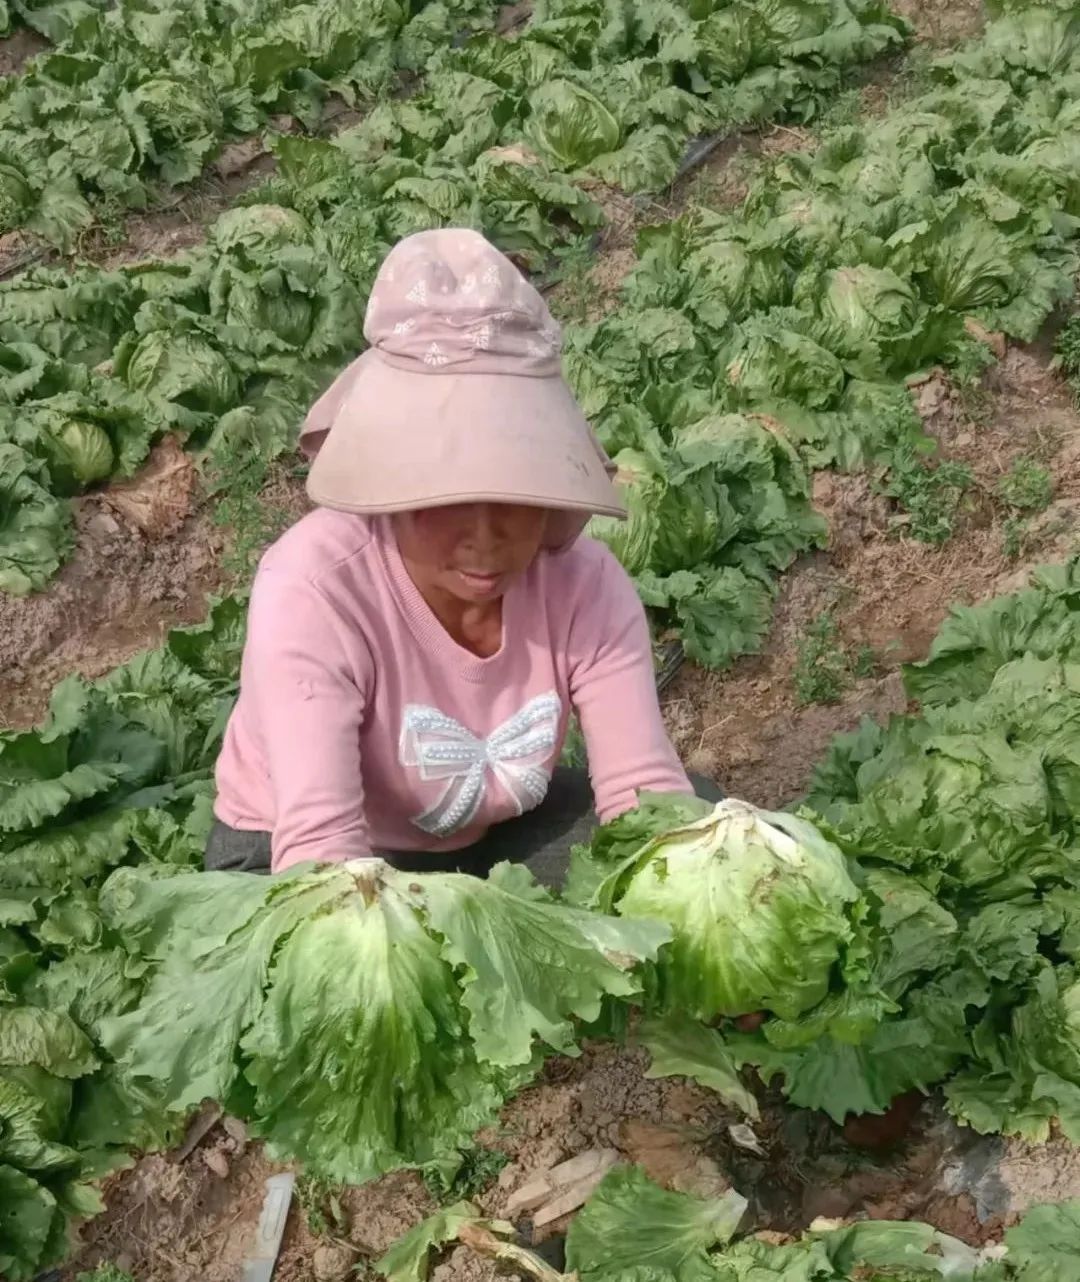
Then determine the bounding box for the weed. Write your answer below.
[816,87,865,132]
[950,334,998,388]
[997,456,1053,513]
[881,449,972,544]
[78,195,129,252]
[996,456,1053,560]
[76,1269,135,1282]
[297,1173,347,1237]
[1003,515,1029,561]
[793,613,877,706]
[851,644,878,679]
[422,1145,509,1205]
[1055,315,1080,388]
[560,715,587,768]
[206,448,298,582]
[545,235,600,324]
[949,335,998,425]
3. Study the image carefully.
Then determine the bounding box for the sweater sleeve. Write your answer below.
[568,546,692,822]
[242,566,375,873]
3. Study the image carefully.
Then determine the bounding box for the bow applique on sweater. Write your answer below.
[398,691,561,837]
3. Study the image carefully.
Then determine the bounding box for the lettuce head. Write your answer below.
[524,81,621,170]
[587,798,860,1022]
[587,449,664,576]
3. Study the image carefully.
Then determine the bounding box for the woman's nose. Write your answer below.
[464,504,499,547]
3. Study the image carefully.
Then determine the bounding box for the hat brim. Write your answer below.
[304,352,627,527]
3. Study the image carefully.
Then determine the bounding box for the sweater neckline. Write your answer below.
[377,516,517,683]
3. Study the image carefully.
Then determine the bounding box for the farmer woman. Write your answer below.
[207,228,720,884]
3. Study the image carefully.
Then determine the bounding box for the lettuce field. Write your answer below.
[5,0,1080,1277]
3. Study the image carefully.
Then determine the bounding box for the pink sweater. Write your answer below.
[214,510,691,872]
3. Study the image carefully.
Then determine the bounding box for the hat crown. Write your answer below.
[364,229,562,375]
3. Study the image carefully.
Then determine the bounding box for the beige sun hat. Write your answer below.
[299,228,625,549]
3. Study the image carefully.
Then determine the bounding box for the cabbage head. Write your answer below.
[525,81,621,170]
[594,799,859,1021]
[210,205,313,257]
[687,236,789,317]
[726,314,845,410]
[587,449,664,576]
[211,261,317,353]
[128,74,224,184]
[651,464,740,575]
[123,331,239,415]
[38,416,115,494]
[817,265,919,356]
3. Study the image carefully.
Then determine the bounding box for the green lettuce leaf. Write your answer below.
[1003,1200,1080,1281]
[101,859,668,1181]
[565,1165,746,1282]
[595,800,859,1022]
[639,1012,760,1119]
[0,443,74,596]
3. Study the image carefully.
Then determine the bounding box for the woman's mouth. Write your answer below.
[455,569,503,595]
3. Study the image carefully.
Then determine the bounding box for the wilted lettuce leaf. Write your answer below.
[565,1165,746,1282]
[375,1201,508,1282]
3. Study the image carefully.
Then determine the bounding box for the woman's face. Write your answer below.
[393,503,550,605]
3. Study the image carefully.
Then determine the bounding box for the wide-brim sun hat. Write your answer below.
[299,228,625,549]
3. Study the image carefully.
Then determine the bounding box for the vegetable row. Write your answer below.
[0,0,908,600]
[0,0,906,251]
[0,0,496,249]
[3,0,1078,681]
[573,0,1080,659]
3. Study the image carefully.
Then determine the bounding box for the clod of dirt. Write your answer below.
[964,317,1007,362]
[618,1119,733,1200]
[811,475,891,553]
[801,1185,858,1222]
[102,435,197,538]
[203,1148,231,1179]
[223,1116,249,1148]
[312,1242,357,1282]
[911,368,954,427]
[843,1091,924,1150]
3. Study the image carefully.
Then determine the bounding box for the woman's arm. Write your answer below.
[568,546,693,822]
[241,567,376,872]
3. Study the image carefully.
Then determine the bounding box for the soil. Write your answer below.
[61,1128,288,1282]
[0,459,310,730]
[0,25,47,76]
[65,1047,1072,1281]
[0,498,221,730]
